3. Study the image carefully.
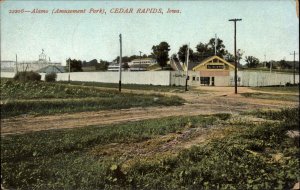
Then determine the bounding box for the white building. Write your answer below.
[107,64,125,71]
[0,60,16,72]
[128,58,156,66]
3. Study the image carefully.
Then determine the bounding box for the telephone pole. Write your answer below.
[139,51,142,71]
[119,34,122,92]
[185,43,190,91]
[68,58,71,83]
[15,54,18,73]
[290,51,298,84]
[229,18,242,94]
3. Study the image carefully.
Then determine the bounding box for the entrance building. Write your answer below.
[191,55,236,86]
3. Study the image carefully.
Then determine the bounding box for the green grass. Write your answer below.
[251,86,299,93]
[1,109,299,189]
[0,80,185,118]
[241,92,299,102]
[1,80,122,99]
[58,81,188,93]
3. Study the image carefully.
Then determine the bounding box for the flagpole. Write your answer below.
[215,33,217,56]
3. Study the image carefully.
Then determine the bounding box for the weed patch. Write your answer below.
[241,92,299,102]
[0,80,185,118]
[1,111,299,189]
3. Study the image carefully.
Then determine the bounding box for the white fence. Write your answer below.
[1,70,298,87]
[56,71,171,85]
[234,71,299,87]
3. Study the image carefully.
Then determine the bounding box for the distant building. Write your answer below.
[128,58,156,66]
[107,64,125,71]
[128,64,147,71]
[0,60,16,72]
[1,50,61,72]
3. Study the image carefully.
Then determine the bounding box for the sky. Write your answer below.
[1,0,299,65]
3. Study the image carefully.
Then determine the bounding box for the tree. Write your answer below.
[224,51,235,62]
[207,38,226,58]
[151,41,170,69]
[82,59,98,67]
[266,60,277,69]
[195,42,210,61]
[245,56,260,68]
[171,54,179,62]
[278,59,291,69]
[95,60,109,71]
[45,73,57,82]
[195,38,227,62]
[177,44,193,63]
[66,58,83,72]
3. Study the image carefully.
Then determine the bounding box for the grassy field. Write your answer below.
[58,81,190,93]
[0,79,184,118]
[1,108,299,189]
[241,92,299,102]
[251,86,299,93]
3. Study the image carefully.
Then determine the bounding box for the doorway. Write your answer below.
[211,77,215,86]
[200,77,210,86]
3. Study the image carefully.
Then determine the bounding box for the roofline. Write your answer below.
[192,55,235,71]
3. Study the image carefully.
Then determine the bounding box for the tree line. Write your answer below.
[66,38,298,72]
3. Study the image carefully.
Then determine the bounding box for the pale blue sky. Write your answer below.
[1,0,299,65]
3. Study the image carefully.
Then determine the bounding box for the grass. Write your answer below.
[0,79,185,118]
[1,108,299,189]
[57,81,188,93]
[251,86,299,93]
[241,92,299,102]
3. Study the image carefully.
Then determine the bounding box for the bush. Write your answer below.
[13,71,41,82]
[45,73,57,82]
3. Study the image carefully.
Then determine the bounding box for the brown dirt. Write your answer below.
[1,86,298,136]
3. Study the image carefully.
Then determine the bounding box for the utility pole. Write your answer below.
[139,51,142,71]
[229,18,242,94]
[185,43,190,91]
[15,54,18,73]
[119,34,122,92]
[290,51,298,84]
[68,58,71,83]
[264,53,266,68]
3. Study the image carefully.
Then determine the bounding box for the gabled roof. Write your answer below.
[192,55,235,71]
[37,65,66,73]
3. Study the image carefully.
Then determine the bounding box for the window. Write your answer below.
[197,77,199,81]
[207,65,224,69]
[200,77,210,85]
[192,76,196,81]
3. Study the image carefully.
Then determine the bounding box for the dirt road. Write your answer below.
[1,87,298,136]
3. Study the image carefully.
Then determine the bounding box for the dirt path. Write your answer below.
[1,87,298,136]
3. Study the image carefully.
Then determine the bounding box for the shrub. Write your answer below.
[13,71,41,82]
[45,73,57,82]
